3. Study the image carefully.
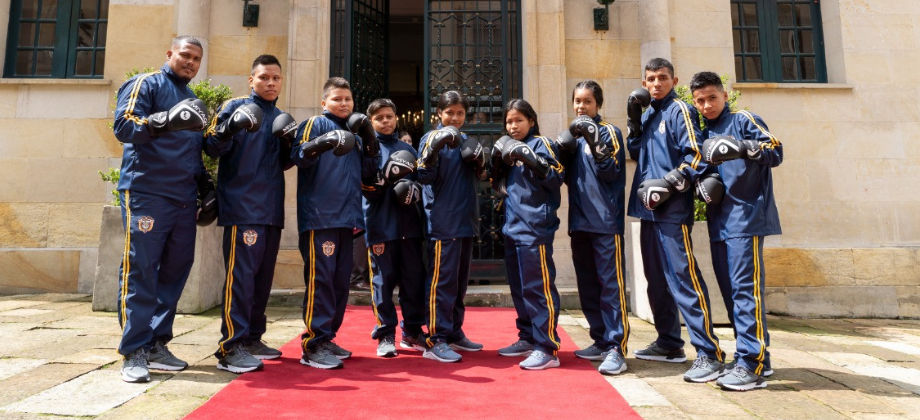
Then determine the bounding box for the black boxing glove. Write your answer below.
[503,141,551,179]
[696,172,725,206]
[701,135,762,164]
[346,112,379,158]
[212,103,263,142]
[570,116,611,163]
[300,130,356,159]
[554,129,578,164]
[393,178,422,205]
[460,136,485,168]
[147,98,209,136]
[636,178,674,211]
[196,172,218,226]
[271,112,297,142]
[626,88,651,139]
[370,149,417,187]
[420,126,462,167]
[663,168,691,193]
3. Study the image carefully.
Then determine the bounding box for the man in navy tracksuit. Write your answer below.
[291,77,378,369]
[627,58,725,383]
[691,71,782,390]
[561,85,631,376]
[204,55,295,373]
[112,36,210,383]
[360,99,427,358]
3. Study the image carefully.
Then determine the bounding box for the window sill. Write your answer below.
[0,78,111,86]
[732,83,854,90]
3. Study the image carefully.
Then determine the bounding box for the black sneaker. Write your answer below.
[574,344,609,361]
[327,341,352,359]
[633,341,687,363]
[400,332,428,351]
[449,337,483,352]
[217,343,264,374]
[301,344,344,369]
[147,340,188,371]
[498,340,534,357]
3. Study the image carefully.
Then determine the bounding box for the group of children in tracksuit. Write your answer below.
[115,37,781,392]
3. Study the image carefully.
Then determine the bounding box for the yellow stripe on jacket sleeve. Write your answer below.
[205,96,249,137]
[538,136,564,173]
[122,71,161,126]
[600,122,620,165]
[735,110,781,149]
[297,117,317,146]
[673,99,702,170]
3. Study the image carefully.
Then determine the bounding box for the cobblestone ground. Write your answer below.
[0,293,919,419]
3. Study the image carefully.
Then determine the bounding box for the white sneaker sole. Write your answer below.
[498,349,533,357]
[377,349,398,358]
[599,363,628,375]
[147,362,187,371]
[251,353,282,360]
[216,362,262,374]
[423,350,461,363]
[449,344,483,352]
[575,352,608,361]
[121,369,150,383]
[520,358,561,370]
[299,358,343,369]
[684,368,725,383]
[718,379,767,391]
[633,353,687,363]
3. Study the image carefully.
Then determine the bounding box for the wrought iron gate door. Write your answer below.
[425,0,522,279]
[331,0,389,113]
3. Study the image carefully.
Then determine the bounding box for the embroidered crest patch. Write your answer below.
[372,243,385,256]
[137,216,154,233]
[322,241,335,257]
[658,120,666,134]
[243,230,258,246]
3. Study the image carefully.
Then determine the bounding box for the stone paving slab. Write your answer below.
[0,359,46,382]
[0,363,98,407]
[2,370,158,416]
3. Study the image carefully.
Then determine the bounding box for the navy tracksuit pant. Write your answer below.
[712,236,771,375]
[571,231,630,353]
[299,228,353,351]
[368,238,427,339]
[641,220,723,361]
[425,237,473,346]
[117,191,196,356]
[505,237,561,355]
[216,225,282,356]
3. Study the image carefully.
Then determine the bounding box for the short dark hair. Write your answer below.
[502,98,540,137]
[171,36,202,51]
[645,58,674,78]
[572,80,604,109]
[322,77,351,99]
[398,130,409,138]
[435,90,469,112]
[689,71,724,93]
[251,54,281,74]
[367,98,396,116]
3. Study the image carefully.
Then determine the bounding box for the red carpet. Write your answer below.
[185,306,641,420]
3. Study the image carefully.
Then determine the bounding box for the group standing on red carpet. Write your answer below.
[111,36,782,392]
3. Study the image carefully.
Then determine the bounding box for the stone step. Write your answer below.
[268,286,585,310]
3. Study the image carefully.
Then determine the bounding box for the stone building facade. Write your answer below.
[1,0,918,318]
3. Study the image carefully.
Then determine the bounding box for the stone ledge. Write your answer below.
[733,82,855,90]
[0,78,112,86]
[267,286,584,310]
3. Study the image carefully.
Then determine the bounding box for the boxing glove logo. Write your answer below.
[180,110,191,121]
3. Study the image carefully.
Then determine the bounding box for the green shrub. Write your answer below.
[99,167,121,206]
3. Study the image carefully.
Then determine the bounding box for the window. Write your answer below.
[4,0,108,78]
[731,0,826,83]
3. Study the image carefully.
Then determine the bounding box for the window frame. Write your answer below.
[732,0,827,83]
[4,0,108,79]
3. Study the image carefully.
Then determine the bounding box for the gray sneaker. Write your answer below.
[449,337,484,352]
[519,348,560,370]
[598,348,627,375]
[377,335,397,358]
[423,341,462,363]
[147,341,188,371]
[301,344,344,369]
[633,341,687,363]
[121,348,151,383]
[574,344,609,361]
[683,353,725,383]
[400,332,428,351]
[498,340,534,357]
[217,343,264,374]
[717,364,767,391]
[245,340,282,360]
[327,341,352,359]
[725,359,773,377]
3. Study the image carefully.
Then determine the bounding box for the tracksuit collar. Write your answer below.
[650,89,677,110]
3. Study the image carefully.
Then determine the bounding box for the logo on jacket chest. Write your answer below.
[243,230,258,246]
[372,243,385,256]
[137,216,154,233]
[322,241,335,257]
[658,121,666,134]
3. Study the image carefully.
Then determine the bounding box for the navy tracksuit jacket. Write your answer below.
[417,125,480,346]
[291,111,377,351]
[627,89,724,361]
[703,106,783,375]
[502,131,564,354]
[362,132,426,339]
[112,64,204,356]
[204,91,290,357]
[565,115,631,353]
